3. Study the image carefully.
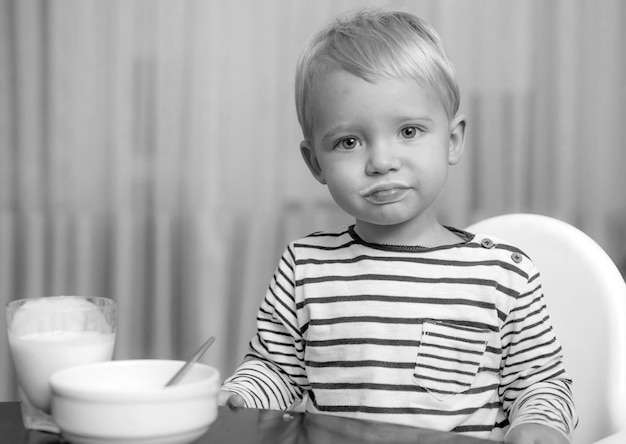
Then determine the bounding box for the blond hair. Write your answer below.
[295,9,460,140]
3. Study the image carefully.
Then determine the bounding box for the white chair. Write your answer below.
[466,213,626,444]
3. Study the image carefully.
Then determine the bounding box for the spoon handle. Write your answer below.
[166,336,216,387]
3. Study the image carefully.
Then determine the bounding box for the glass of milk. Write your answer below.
[6,296,117,433]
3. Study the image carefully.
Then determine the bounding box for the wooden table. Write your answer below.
[0,401,500,443]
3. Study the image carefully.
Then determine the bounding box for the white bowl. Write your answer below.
[50,359,220,444]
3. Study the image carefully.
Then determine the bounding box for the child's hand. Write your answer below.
[506,424,570,444]
[225,394,245,409]
[218,389,245,409]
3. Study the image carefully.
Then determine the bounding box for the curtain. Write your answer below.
[1,0,625,400]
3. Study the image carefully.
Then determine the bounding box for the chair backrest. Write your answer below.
[466,213,626,444]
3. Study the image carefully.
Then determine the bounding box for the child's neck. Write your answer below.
[354,219,462,248]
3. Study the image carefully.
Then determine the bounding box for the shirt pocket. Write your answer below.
[413,321,489,401]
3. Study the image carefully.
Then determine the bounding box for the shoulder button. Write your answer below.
[481,238,495,249]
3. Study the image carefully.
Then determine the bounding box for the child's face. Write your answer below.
[300,69,465,238]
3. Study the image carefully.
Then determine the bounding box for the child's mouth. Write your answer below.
[364,187,410,204]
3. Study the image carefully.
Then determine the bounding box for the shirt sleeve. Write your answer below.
[221,244,308,410]
[499,265,578,440]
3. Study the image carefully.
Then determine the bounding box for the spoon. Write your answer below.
[165,336,216,387]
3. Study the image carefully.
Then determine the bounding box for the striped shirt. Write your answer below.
[222,225,577,441]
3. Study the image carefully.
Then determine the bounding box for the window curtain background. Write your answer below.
[1,0,625,400]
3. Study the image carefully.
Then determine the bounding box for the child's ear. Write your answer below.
[300,140,326,184]
[448,114,466,165]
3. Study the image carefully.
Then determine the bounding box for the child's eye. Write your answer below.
[400,126,422,139]
[335,137,360,150]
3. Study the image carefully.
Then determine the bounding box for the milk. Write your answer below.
[9,330,115,413]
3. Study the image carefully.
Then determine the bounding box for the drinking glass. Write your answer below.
[6,296,117,433]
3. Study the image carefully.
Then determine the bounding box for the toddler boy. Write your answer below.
[220,9,577,444]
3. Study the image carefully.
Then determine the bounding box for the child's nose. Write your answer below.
[365,143,400,175]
